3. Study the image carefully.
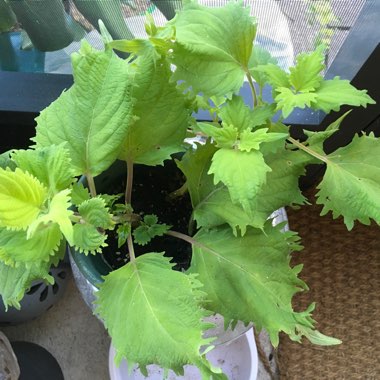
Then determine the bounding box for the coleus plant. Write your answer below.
[0,1,378,378]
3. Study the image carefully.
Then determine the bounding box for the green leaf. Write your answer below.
[119,56,190,165]
[316,134,380,230]
[252,64,290,89]
[0,223,62,267]
[12,145,75,195]
[311,76,376,113]
[133,215,170,246]
[95,253,219,377]
[27,189,73,245]
[0,151,16,170]
[190,225,339,347]
[117,223,131,249]
[248,149,312,228]
[208,148,271,212]
[197,123,238,149]
[0,260,53,310]
[170,1,257,96]
[72,223,107,255]
[70,183,90,207]
[289,46,325,92]
[0,168,47,230]
[78,198,113,229]
[177,143,253,235]
[34,43,133,177]
[219,96,276,132]
[239,128,287,152]
[248,46,277,87]
[275,88,317,118]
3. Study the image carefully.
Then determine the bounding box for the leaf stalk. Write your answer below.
[288,136,328,163]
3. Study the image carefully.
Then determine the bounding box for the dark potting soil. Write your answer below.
[102,160,193,272]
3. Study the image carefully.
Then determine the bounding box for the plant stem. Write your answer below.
[127,233,136,261]
[288,136,328,163]
[125,159,134,204]
[86,174,97,197]
[167,182,188,199]
[245,70,258,107]
[165,230,195,245]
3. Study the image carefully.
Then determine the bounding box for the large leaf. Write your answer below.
[0,168,47,230]
[311,76,375,113]
[170,1,257,96]
[119,56,189,165]
[0,224,62,267]
[316,134,380,230]
[0,260,53,310]
[190,225,341,347]
[95,253,221,378]
[208,148,271,212]
[34,43,134,177]
[12,145,75,195]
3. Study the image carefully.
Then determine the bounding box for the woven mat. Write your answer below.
[277,190,380,380]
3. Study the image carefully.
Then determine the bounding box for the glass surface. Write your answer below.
[0,0,368,75]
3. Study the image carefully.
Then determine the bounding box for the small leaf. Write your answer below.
[78,198,113,229]
[71,183,90,207]
[197,123,238,149]
[0,168,47,230]
[289,46,325,92]
[133,215,171,246]
[248,46,277,87]
[0,151,16,171]
[95,253,217,375]
[239,128,287,152]
[73,224,107,255]
[252,64,290,89]
[209,148,271,212]
[275,88,317,118]
[117,223,131,248]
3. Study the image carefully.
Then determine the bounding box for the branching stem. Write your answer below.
[125,159,134,204]
[86,174,97,197]
[288,136,328,163]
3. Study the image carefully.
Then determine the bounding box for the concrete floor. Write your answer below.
[1,274,110,380]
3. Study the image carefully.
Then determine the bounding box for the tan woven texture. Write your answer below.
[278,191,380,380]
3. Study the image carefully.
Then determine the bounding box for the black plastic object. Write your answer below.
[11,342,64,380]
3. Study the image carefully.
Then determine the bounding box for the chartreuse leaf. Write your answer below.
[0,168,47,230]
[275,88,317,118]
[197,123,238,149]
[133,215,170,246]
[209,148,271,212]
[0,260,53,310]
[95,253,221,378]
[248,149,312,228]
[34,42,133,177]
[239,128,287,152]
[190,225,341,347]
[311,76,376,113]
[252,64,290,89]
[119,56,189,165]
[177,143,254,235]
[12,145,75,195]
[27,190,73,245]
[315,134,380,230]
[289,45,325,92]
[72,197,112,255]
[0,224,62,267]
[170,1,257,96]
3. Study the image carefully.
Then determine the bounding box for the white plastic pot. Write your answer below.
[109,328,258,380]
